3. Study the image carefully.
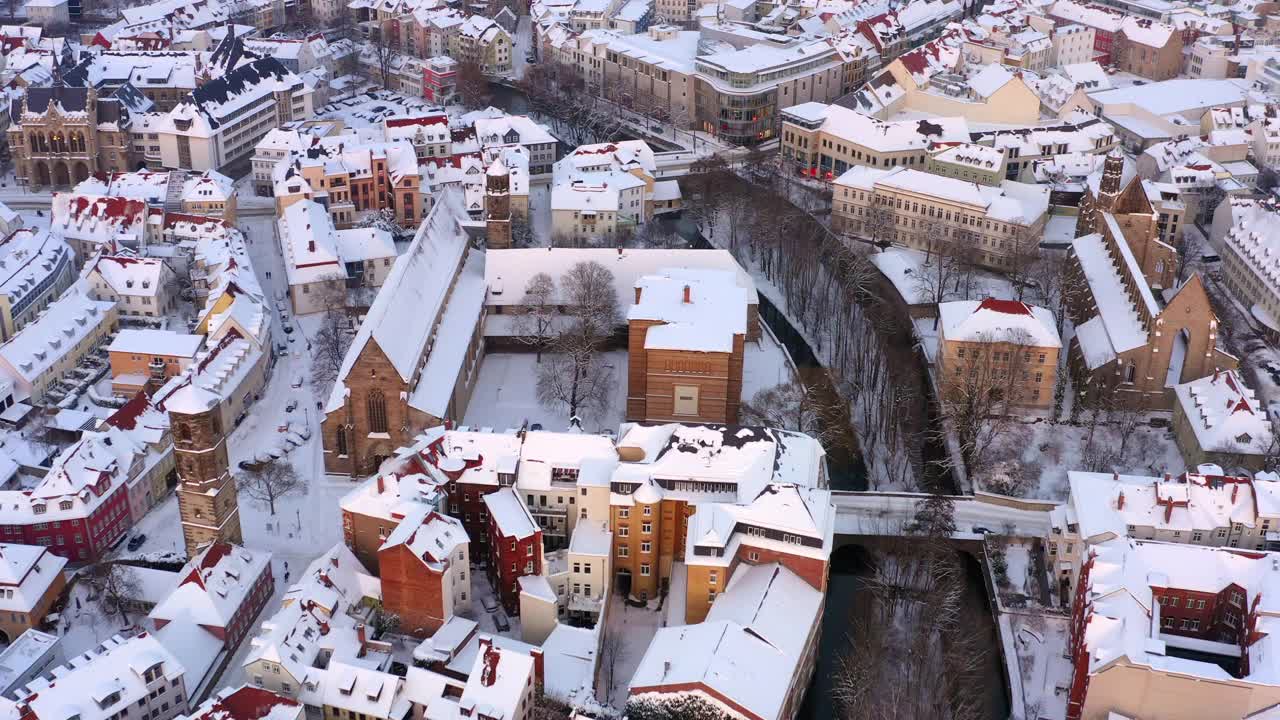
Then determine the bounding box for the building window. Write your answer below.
[640,563,651,576]
[366,390,388,433]
[336,427,348,456]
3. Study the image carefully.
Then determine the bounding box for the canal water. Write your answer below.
[798,547,1011,720]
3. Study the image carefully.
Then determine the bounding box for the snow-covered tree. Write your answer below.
[625,693,735,720]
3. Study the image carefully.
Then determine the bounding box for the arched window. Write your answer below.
[336,427,349,456]
[367,390,387,434]
[1124,363,1136,384]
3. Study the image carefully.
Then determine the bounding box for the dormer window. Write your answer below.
[1237,433,1253,444]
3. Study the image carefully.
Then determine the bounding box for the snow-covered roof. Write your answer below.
[243,544,382,687]
[834,166,1049,224]
[0,545,65,614]
[0,290,115,384]
[325,190,471,414]
[279,199,394,286]
[482,487,538,540]
[629,563,823,720]
[86,252,168,298]
[108,329,203,358]
[1119,16,1175,47]
[1069,227,1151,370]
[1173,370,1275,456]
[628,269,750,353]
[458,641,532,720]
[968,63,1015,98]
[939,298,1060,348]
[1076,538,1280,688]
[1088,79,1253,117]
[50,193,149,250]
[183,685,303,720]
[0,228,72,311]
[15,633,184,720]
[781,102,969,152]
[485,248,757,311]
[1061,471,1269,541]
[567,521,610,557]
[378,504,468,572]
[149,543,272,630]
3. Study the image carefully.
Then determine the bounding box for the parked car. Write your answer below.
[282,323,294,334]
[286,399,298,413]
[127,534,147,552]
[292,376,304,388]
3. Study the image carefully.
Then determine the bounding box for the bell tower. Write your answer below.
[166,382,243,557]
[485,157,512,250]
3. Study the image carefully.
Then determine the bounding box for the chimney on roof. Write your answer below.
[376,473,384,494]
[530,648,544,690]
[356,623,367,649]
[634,287,642,304]
[308,240,315,252]
[1117,491,1125,510]
[682,285,691,304]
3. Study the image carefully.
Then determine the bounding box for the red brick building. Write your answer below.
[377,505,470,637]
[483,487,542,615]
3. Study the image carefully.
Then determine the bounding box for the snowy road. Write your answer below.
[831,492,1056,539]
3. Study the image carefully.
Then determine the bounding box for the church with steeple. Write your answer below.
[1076,150,1180,289]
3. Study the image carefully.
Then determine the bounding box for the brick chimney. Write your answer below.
[357,623,367,648]
[682,285,691,304]
[530,648,544,690]
[635,286,642,304]
[1117,491,1125,510]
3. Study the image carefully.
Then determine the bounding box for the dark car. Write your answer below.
[127,534,147,552]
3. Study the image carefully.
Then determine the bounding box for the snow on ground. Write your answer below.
[981,417,1185,501]
[872,246,1016,306]
[462,351,628,434]
[457,568,523,641]
[316,90,440,130]
[463,332,794,435]
[55,571,145,658]
[1010,613,1071,720]
[528,183,551,246]
[114,494,184,562]
[1002,542,1030,598]
[742,326,797,400]
[511,15,532,81]
[599,592,664,707]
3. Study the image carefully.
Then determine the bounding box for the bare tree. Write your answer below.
[1174,227,1203,284]
[311,278,353,396]
[600,631,625,698]
[457,61,492,110]
[535,262,619,421]
[88,563,143,626]
[941,329,1035,474]
[740,380,852,453]
[511,272,556,361]
[857,202,897,246]
[914,240,965,324]
[367,32,398,90]
[1005,225,1041,303]
[238,461,304,516]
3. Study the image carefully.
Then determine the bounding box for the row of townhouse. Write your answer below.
[337,418,831,720]
[359,3,513,77]
[1048,470,1280,719]
[543,24,868,146]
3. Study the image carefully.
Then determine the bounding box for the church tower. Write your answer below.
[485,157,512,250]
[166,382,243,557]
[1077,149,1127,237]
